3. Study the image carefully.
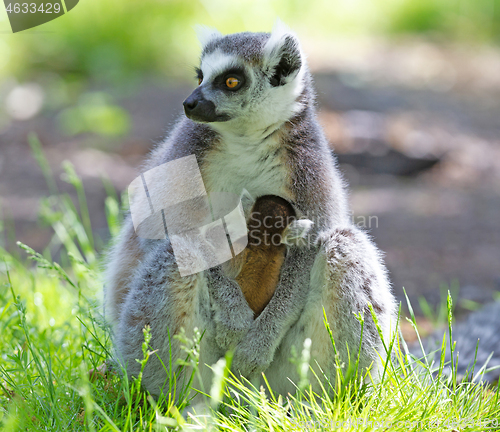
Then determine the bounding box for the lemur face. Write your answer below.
[183,23,306,134]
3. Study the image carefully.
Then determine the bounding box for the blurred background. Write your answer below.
[0,0,499,324]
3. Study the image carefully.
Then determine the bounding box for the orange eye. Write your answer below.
[198,77,203,85]
[225,77,239,88]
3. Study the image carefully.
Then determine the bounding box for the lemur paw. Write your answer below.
[231,342,273,378]
[214,310,253,351]
[281,219,314,246]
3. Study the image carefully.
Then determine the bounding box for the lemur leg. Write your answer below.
[265,226,396,395]
[104,218,144,331]
[115,242,221,398]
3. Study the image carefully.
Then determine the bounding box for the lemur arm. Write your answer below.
[207,266,254,351]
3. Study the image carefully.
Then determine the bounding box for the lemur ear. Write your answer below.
[194,25,222,47]
[263,20,302,87]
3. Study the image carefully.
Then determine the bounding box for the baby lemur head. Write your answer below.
[248,195,296,249]
[245,194,314,249]
[183,21,309,135]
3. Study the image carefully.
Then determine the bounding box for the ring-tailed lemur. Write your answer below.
[104,22,397,398]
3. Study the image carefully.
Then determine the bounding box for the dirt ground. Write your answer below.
[1,39,499,315]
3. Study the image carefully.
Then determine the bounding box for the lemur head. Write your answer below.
[183,21,309,136]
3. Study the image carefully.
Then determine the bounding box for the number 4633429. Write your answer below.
[5,3,62,13]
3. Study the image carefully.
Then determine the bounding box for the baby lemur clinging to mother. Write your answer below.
[105,21,396,398]
[230,194,298,318]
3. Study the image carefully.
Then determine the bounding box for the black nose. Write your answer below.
[182,87,229,123]
[183,96,198,112]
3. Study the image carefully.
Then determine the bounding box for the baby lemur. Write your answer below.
[232,195,297,318]
[105,22,397,398]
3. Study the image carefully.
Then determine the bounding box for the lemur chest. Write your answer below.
[201,136,292,200]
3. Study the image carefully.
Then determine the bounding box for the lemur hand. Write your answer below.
[207,266,254,351]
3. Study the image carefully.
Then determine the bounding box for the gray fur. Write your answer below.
[202,32,270,62]
[105,25,397,399]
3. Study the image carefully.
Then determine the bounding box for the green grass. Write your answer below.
[0,148,499,431]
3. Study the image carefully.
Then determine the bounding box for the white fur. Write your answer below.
[202,132,291,203]
[281,219,315,246]
[263,19,294,58]
[263,20,307,106]
[200,50,240,81]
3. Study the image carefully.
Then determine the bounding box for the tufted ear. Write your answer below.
[263,20,302,87]
[194,25,222,47]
